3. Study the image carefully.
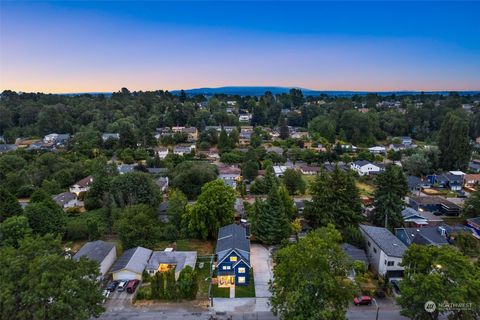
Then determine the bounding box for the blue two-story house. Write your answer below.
[215,223,251,287]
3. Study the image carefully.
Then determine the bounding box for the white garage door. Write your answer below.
[113,270,140,281]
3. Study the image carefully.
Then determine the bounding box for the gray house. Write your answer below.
[146,250,197,279]
[111,246,153,280]
[359,224,407,281]
[74,240,117,277]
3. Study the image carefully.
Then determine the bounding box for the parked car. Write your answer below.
[126,279,140,294]
[117,280,128,292]
[106,280,119,292]
[354,296,373,306]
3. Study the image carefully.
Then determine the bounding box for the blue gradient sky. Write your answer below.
[1,1,479,92]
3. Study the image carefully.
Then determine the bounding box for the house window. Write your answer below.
[373,247,377,253]
[222,266,231,270]
[230,256,237,262]
[238,267,246,273]
[387,261,394,266]
[367,241,371,247]
[238,277,246,284]
[384,260,387,265]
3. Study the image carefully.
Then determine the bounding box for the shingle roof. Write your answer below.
[146,251,197,274]
[216,224,250,261]
[74,176,93,188]
[402,227,449,246]
[353,160,371,167]
[341,243,368,264]
[111,246,153,274]
[359,224,407,258]
[73,240,115,264]
[52,192,76,206]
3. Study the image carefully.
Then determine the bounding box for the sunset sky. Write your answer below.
[1,1,479,93]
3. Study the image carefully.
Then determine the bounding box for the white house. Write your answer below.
[111,246,153,280]
[218,165,241,188]
[156,147,170,159]
[73,240,117,277]
[350,160,383,176]
[70,176,93,195]
[368,146,386,154]
[102,133,120,142]
[52,192,82,209]
[239,114,252,123]
[173,144,195,156]
[359,225,406,281]
[273,165,288,177]
[43,133,71,145]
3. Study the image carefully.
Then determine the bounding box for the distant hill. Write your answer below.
[171,86,480,97]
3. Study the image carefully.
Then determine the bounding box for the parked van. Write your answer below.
[117,280,128,292]
[126,279,139,294]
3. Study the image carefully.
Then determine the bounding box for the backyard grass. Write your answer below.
[302,175,317,195]
[235,270,256,298]
[356,181,375,196]
[154,239,214,256]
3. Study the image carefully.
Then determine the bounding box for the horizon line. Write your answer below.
[2,86,480,95]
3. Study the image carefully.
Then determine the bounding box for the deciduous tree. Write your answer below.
[183,180,235,239]
[397,244,480,320]
[270,225,353,320]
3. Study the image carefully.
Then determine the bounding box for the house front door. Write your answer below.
[218,275,235,287]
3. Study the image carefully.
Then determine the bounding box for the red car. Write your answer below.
[126,280,140,294]
[354,296,373,306]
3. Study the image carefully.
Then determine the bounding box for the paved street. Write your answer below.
[250,244,273,298]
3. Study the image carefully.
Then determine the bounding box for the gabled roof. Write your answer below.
[359,224,407,258]
[73,176,93,188]
[216,224,250,263]
[111,246,153,274]
[73,240,115,264]
[352,160,372,167]
[146,251,197,274]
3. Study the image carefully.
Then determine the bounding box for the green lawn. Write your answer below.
[211,284,230,298]
[235,269,256,298]
[154,239,214,256]
[196,259,212,299]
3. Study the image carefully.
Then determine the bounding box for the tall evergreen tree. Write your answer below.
[279,117,289,140]
[438,111,471,170]
[252,182,291,244]
[304,167,362,229]
[0,187,22,222]
[218,129,230,151]
[371,165,408,229]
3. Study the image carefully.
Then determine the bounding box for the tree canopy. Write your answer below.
[0,234,105,320]
[304,166,362,229]
[397,244,480,320]
[269,225,353,320]
[183,179,236,239]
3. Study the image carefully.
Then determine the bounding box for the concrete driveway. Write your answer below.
[250,243,273,298]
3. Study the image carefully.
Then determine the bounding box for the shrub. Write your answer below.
[177,266,198,299]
